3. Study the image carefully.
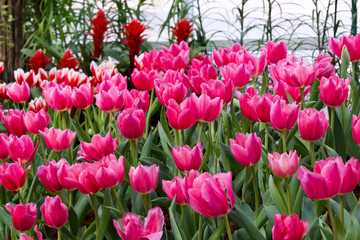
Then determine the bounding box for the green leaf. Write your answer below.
[140,130,153,158]
[269,176,288,215]
[340,45,350,79]
[0,207,12,227]
[208,219,226,240]
[169,197,185,240]
[68,206,79,237]
[79,221,96,240]
[139,157,174,180]
[34,35,62,61]
[96,188,111,240]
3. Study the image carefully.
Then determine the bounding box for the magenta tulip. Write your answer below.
[0,133,10,161]
[189,93,223,123]
[230,133,262,167]
[166,98,197,130]
[95,154,125,189]
[0,162,30,191]
[39,127,76,151]
[283,64,316,88]
[19,225,43,240]
[319,76,351,108]
[272,214,309,240]
[24,109,51,134]
[40,195,68,229]
[29,96,48,113]
[220,63,253,89]
[270,99,299,131]
[298,108,328,142]
[8,135,39,164]
[353,115,360,146]
[42,84,73,111]
[201,79,234,104]
[7,82,30,103]
[71,83,94,109]
[3,109,28,137]
[268,150,299,178]
[172,143,202,172]
[131,68,158,91]
[266,41,287,64]
[37,159,69,192]
[5,202,37,232]
[117,107,146,140]
[129,165,159,194]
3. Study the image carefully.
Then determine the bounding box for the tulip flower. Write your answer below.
[90,60,118,84]
[28,49,51,74]
[0,133,10,161]
[3,109,28,137]
[155,78,189,107]
[189,93,223,123]
[57,162,89,192]
[40,195,68,229]
[113,207,164,240]
[239,49,267,78]
[268,151,299,178]
[314,53,335,79]
[153,41,190,72]
[172,18,194,44]
[42,84,73,111]
[0,162,30,191]
[24,109,51,134]
[63,69,88,88]
[172,143,203,172]
[77,131,117,162]
[129,165,159,194]
[29,96,48,112]
[166,98,197,130]
[319,76,350,108]
[8,135,39,164]
[117,108,146,140]
[95,154,125,189]
[71,83,94,109]
[95,84,125,113]
[0,83,9,100]
[19,225,43,240]
[236,87,260,122]
[298,108,328,142]
[266,41,287,64]
[14,69,37,88]
[212,43,242,67]
[201,79,234,104]
[230,133,262,167]
[39,127,76,151]
[188,172,234,217]
[37,159,69,192]
[272,214,309,240]
[7,82,30,103]
[220,63,253,89]
[282,63,317,89]
[131,68,158,91]
[353,115,360,146]
[122,89,150,113]
[5,202,37,232]
[270,99,299,131]
[328,34,360,62]
[187,58,217,94]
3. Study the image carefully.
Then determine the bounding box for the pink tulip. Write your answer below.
[188,172,234,217]
[272,214,309,240]
[90,60,118,84]
[58,162,89,192]
[236,87,260,122]
[71,83,94,109]
[268,150,299,178]
[0,83,9,100]
[95,154,125,189]
[155,77,189,107]
[39,127,76,151]
[283,64,316,88]
[113,206,164,240]
[3,109,28,137]
[8,135,39,164]
[63,69,88,88]
[77,163,102,194]
[328,34,360,62]
[0,133,10,161]
[273,79,311,104]
[117,108,146,140]
[162,170,200,205]
[131,68,158,91]
[189,93,223,123]
[270,99,299,131]
[166,98,197,130]
[122,89,150,113]
[0,162,30,191]
[7,82,30,103]
[129,165,159,194]
[29,96,48,113]
[37,159,69,192]
[319,76,350,108]
[353,115,360,146]
[19,225,43,240]
[5,202,37,232]
[314,53,335,79]
[40,195,68,229]
[95,86,125,113]
[77,131,117,162]
[187,57,217,93]
[14,69,37,88]
[230,133,262,167]
[42,84,73,111]
[24,109,51,134]
[172,143,202,172]
[220,63,253,89]
[201,79,234,104]
[212,43,242,67]
[298,158,342,200]
[298,108,328,142]
[266,41,287,64]
[240,49,267,78]
[153,41,190,71]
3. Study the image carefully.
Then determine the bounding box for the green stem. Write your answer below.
[242,167,249,200]
[57,228,61,240]
[39,135,47,164]
[265,124,269,152]
[69,191,73,207]
[331,107,335,132]
[130,140,137,167]
[181,129,185,146]
[230,98,241,133]
[142,193,152,213]
[180,205,186,229]
[300,87,306,110]
[340,195,344,227]
[251,166,259,218]
[215,114,222,157]
[57,151,61,161]
[326,199,338,240]
[17,189,24,204]
[85,108,95,135]
[109,112,112,136]
[197,122,204,143]
[310,141,316,167]
[62,111,67,130]
[174,129,180,146]
[224,214,233,240]
[92,194,99,236]
[111,187,125,216]
[145,88,155,139]
[285,178,292,215]
[198,215,203,240]
[252,77,256,89]
[282,131,287,153]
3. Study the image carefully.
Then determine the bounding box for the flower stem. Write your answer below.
[197,122,203,143]
[340,195,344,227]
[39,135,47,164]
[57,228,61,240]
[145,88,155,139]
[111,187,125,216]
[285,177,292,215]
[242,167,249,200]
[282,131,287,153]
[310,141,316,167]
[230,98,241,133]
[174,129,180,146]
[331,107,335,132]
[265,124,269,152]
[142,193,152,213]
[17,189,24,204]
[198,215,203,240]
[181,129,185,146]
[326,199,338,240]
[225,214,233,240]
[180,205,186,229]
[130,140,137,167]
[85,108,95,135]
[92,194,99,236]
[300,87,306,110]
[109,112,112,136]
[251,165,259,218]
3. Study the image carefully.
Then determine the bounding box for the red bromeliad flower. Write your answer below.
[121,19,149,71]
[171,18,194,44]
[28,49,51,74]
[89,9,109,60]
[57,49,80,70]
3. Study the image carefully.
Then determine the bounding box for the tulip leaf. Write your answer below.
[140,130,153,158]
[96,188,111,240]
[268,176,288,215]
[340,45,350,79]
[220,142,244,175]
[61,226,77,240]
[74,193,92,232]
[208,219,225,240]
[160,107,175,145]
[73,113,91,143]
[157,122,173,158]
[345,192,357,211]
[264,206,279,225]
[345,216,360,240]
[79,221,96,240]
[68,206,79,237]
[34,35,62,61]
[25,174,39,203]
[0,207,12,227]
[169,197,185,240]
[333,107,347,158]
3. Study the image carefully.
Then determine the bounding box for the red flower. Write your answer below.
[171,18,194,44]
[27,49,51,74]
[121,19,149,66]
[89,9,109,59]
[57,49,80,70]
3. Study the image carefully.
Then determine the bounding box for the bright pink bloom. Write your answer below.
[90,60,118,85]
[353,115,360,145]
[77,131,117,162]
[57,162,89,192]
[187,56,217,93]
[268,150,299,178]
[113,207,164,240]
[42,84,73,111]
[314,53,335,79]
[188,172,234,218]
[0,134,10,161]
[24,109,51,134]
[8,135,39,164]
[298,108,328,142]
[40,195,68,229]
[28,49,51,74]
[3,109,27,137]
[270,99,299,131]
[212,43,243,67]
[328,34,360,62]
[162,170,200,205]
[172,18,194,44]
[298,158,342,200]
[283,64,316,88]
[319,75,350,108]
[19,225,43,240]
[95,154,125,189]
[153,41,190,72]
[230,133,262,167]
[7,82,30,103]
[71,83,94,109]
[0,83,9,100]
[172,143,202,172]
[57,49,80,70]
[189,93,223,123]
[95,81,125,113]
[131,68,158,91]
[201,79,234,104]
[117,108,146,140]
[14,69,38,88]
[236,87,260,122]
[266,41,287,64]
[39,127,76,151]
[5,202,37,232]
[29,96,48,113]
[89,9,109,59]
[220,63,253,89]
[129,165,159,194]
[0,162,30,191]
[38,159,69,192]
[122,89,150,113]
[166,98,197,130]
[272,214,309,240]
[273,79,311,104]
[239,49,267,78]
